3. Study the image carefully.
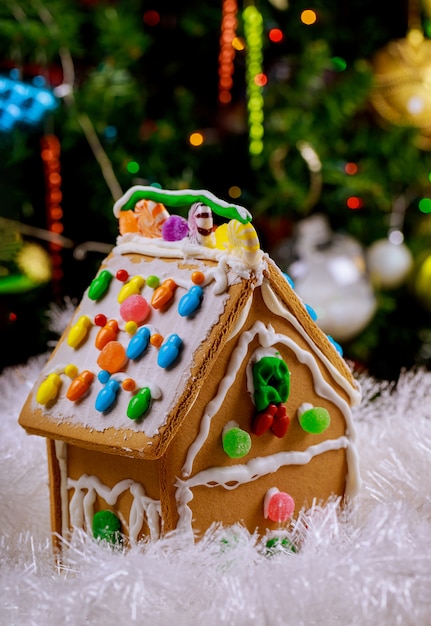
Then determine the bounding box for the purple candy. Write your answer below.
[162,215,189,241]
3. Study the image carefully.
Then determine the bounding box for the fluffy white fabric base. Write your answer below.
[2,305,431,625]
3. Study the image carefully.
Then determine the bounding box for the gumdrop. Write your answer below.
[120,294,150,324]
[97,341,128,374]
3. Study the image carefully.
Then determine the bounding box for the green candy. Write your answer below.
[298,406,331,434]
[127,386,152,420]
[146,274,160,289]
[265,536,297,556]
[88,270,113,301]
[222,426,251,459]
[253,356,290,412]
[92,510,122,545]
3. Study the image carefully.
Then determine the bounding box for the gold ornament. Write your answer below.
[369,1,431,145]
[370,29,431,128]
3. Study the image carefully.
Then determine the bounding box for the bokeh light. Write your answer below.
[269,28,283,43]
[189,132,204,147]
[301,9,317,25]
[143,10,160,26]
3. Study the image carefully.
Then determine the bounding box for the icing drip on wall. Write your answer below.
[68,474,161,542]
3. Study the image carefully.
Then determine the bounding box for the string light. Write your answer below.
[243,4,265,158]
[41,134,63,293]
[218,0,238,104]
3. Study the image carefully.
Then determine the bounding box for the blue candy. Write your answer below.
[178,285,204,317]
[95,379,120,412]
[157,334,183,368]
[126,326,151,359]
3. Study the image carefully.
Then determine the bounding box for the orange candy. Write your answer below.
[97,341,128,374]
[151,279,177,309]
[122,378,136,391]
[150,333,164,348]
[95,319,119,350]
[191,271,205,285]
[66,370,95,401]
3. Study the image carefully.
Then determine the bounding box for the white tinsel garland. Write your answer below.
[1,303,431,625]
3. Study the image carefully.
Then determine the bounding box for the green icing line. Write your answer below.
[115,186,252,224]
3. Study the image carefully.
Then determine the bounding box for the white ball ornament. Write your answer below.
[366,237,414,290]
[272,214,377,343]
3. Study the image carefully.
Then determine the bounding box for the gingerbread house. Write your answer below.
[19,186,361,548]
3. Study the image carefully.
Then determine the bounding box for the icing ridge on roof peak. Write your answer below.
[113,186,252,223]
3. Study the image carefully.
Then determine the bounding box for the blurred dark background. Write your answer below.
[2,0,431,380]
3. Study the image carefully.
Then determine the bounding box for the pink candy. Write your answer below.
[119,294,150,324]
[265,489,295,523]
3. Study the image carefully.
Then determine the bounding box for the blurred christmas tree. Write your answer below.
[1,0,431,379]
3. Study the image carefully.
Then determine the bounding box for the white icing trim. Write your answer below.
[68,474,161,541]
[261,279,361,405]
[54,440,70,539]
[175,437,352,533]
[182,320,358,477]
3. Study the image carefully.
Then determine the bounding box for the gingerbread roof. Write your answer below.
[19,187,360,460]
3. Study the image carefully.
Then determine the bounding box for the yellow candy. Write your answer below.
[118,275,145,304]
[67,315,92,349]
[36,373,62,405]
[125,320,138,335]
[227,219,260,254]
[214,223,229,250]
[64,364,78,378]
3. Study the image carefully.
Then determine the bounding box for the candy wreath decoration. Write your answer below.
[2,303,431,625]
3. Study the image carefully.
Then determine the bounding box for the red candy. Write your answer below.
[252,403,277,436]
[94,313,107,327]
[120,294,150,324]
[116,269,129,282]
[272,405,290,438]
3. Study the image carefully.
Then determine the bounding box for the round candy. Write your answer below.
[125,320,138,335]
[265,489,295,523]
[119,294,150,324]
[92,510,122,545]
[94,313,107,327]
[97,341,128,374]
[116,268,129,282]
[222,426,251,458]
[122,378,136,391]
[146,275,160,289]
[64,363,78,378]
[150,333,163,347]
[298,406,331,434]
[191,271,205,285]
